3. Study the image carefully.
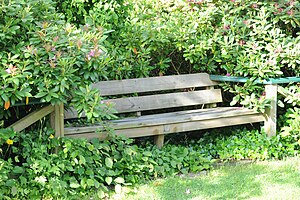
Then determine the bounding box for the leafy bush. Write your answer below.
[0,128,212,199]
[54,0,300,111]
[2,125,300,198]
[196,128,299,161]
[0,0,114,122]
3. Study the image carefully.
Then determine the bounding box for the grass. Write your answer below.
[110,157,300,200]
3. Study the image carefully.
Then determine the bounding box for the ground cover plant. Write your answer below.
[0,128,213,199]
[1,127,300,199]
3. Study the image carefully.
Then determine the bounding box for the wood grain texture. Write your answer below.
[109,89,222,113]
[64,107,264,138]
[9,105,54,132]
[64,89,223,119]
[93,73,218,96]
[65,113,264,139]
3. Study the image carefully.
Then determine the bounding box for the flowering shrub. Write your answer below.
[1,0,299,124]
[57,0,300,110]
[0,0,114,121]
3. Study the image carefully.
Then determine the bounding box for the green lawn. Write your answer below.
[110,157,300,200]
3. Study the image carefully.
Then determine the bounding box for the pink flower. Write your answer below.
[251,3,258,8]
[5,66,17,75]
[238,40,246,46]
[226,73,231,76]
[223,24,230,30]
[289,0,295,6]
[87,48,104,60]
[287,9,294,16]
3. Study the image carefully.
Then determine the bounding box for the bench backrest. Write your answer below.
[65,73,222,119]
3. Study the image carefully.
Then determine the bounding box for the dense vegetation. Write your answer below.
[0,0,300,199]
[1,0,299,120]
[1,125,300,199]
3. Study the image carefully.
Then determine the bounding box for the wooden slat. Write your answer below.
[9,105,54,132]
[64,107,264,136]
[93,73,218,96]
[107,89,222,113]
[65,113,264,139]
[64,89,223,119]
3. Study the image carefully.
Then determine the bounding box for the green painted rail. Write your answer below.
[209,75,300,84]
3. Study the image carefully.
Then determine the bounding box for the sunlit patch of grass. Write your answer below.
[110,157,300,200]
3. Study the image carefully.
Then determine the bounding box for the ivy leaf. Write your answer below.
[105,157,113,168]
[105,177,112,185]
[12,166,24,174]
[114,177,125,184]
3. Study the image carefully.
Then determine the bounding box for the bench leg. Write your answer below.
[264,84,277,137]
[50,103,65,137]
[154,135,164,148]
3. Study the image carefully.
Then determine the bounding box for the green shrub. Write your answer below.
[0,0,116,122]
[0,128,212,199]
[54,0,300,110]
[197,128,299,161]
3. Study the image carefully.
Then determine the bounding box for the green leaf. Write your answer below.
[105,177,112,185]
[114,177,125,184]
[87,179,94,187]
[11,186,18,196]
[35,92,47,98]
[87,144,94,151]
[70,180,80,188]
[105,157,113,168]
[12,166,24,174]
[79,155,86,165]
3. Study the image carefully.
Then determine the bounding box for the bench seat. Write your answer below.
[65,107,264,139]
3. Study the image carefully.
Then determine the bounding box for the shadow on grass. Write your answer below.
[153,161,300,200]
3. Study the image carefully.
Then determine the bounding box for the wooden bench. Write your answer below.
[62,73,265,147]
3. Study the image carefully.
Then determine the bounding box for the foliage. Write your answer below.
[0,128,212,199]
[1,0,299,121]
[54,0,300,110]
[196,128,299,161]
[0,0,114,122]
[280,107,300,144]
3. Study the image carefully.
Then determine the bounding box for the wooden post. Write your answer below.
[154,135,164,149]
[205,86,217,108]
[264,84,277,137]
[50,103,64,137]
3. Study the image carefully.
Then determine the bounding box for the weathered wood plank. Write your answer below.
[64,89,223,119]
[205,86,217,108]
[65,114,264,139]
[9,105,54,132]
[264,84,277,137]
[64,107,264,135]
[106,89,222,113]
[93,73,218,96]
